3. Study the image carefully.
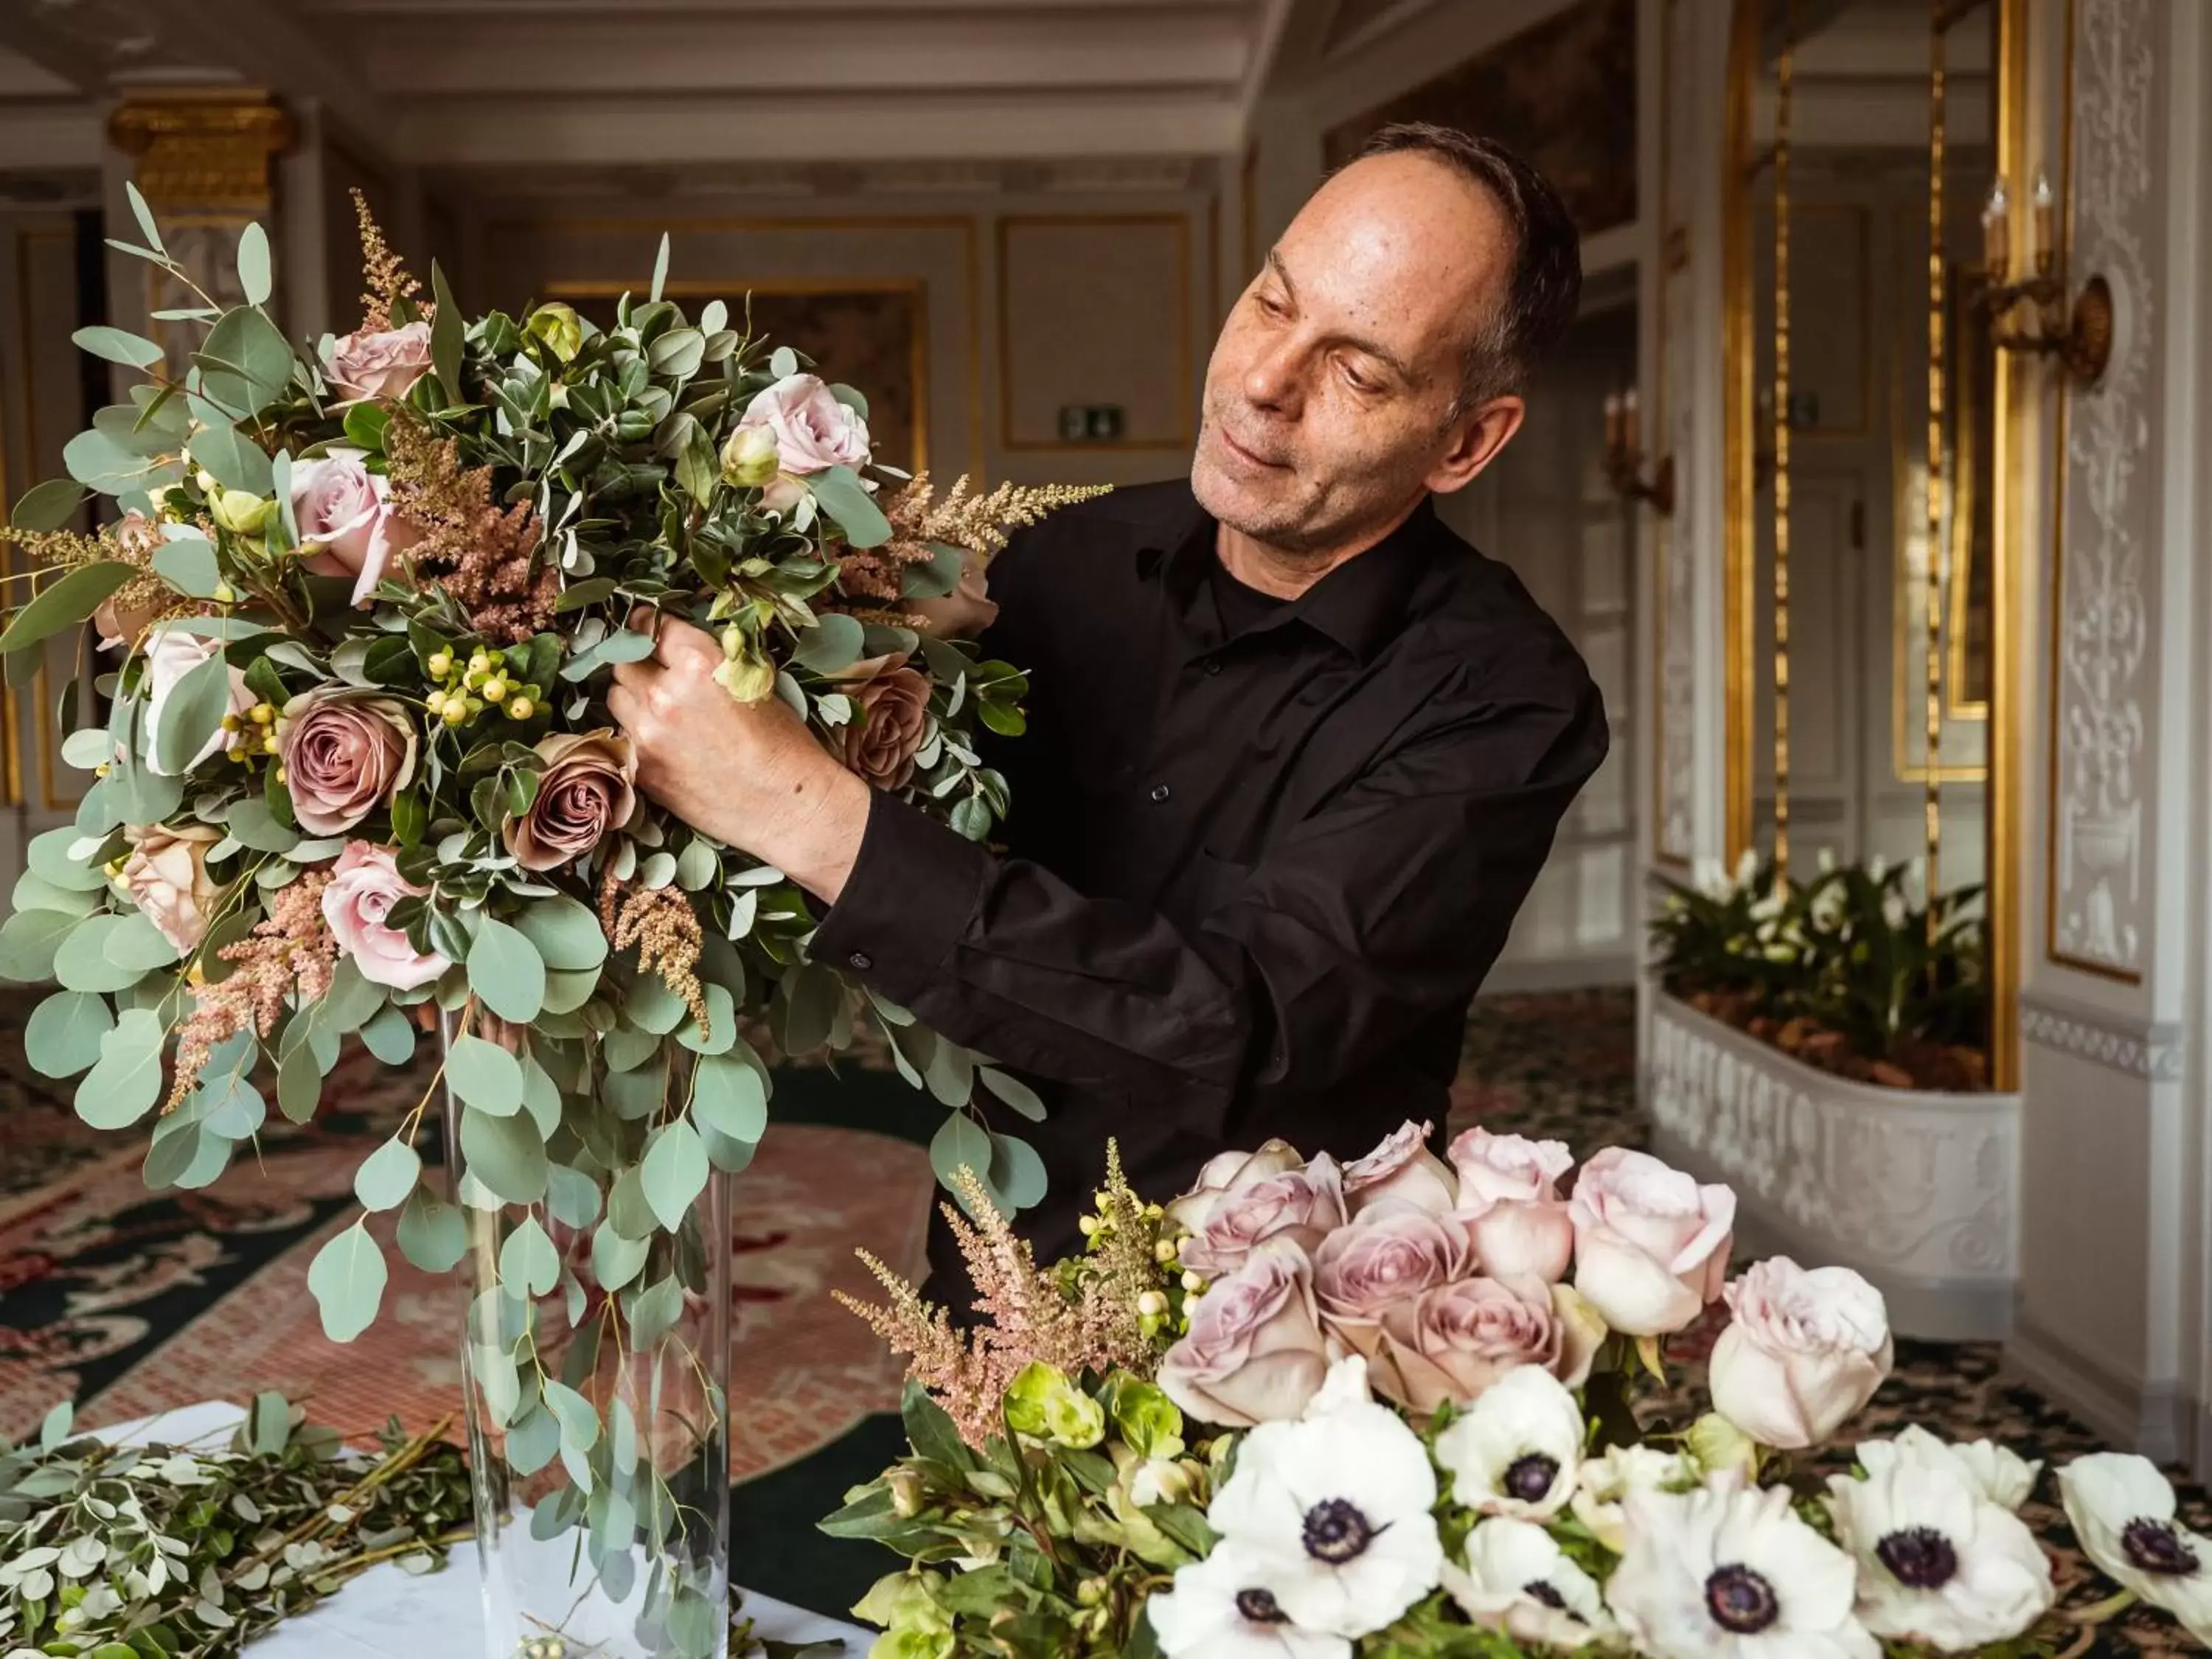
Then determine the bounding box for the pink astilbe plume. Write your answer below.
[166,872,338,1112]
[836,1145,1164,1448]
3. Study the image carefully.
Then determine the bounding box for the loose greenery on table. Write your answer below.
[0,1397,472,1659]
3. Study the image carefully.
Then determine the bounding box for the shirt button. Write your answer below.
[1149,783,1172,804]
[847,951,873,971]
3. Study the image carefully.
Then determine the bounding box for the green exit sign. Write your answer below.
[1057,404,1125,442]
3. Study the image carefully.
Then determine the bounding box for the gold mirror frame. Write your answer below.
[1720,0,2027,1091]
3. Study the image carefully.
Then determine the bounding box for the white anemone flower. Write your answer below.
[1826,1455,2054,1651]
[1572,1442,1697,1553]
[1860,1425,2041,1514]
[1606,1481,1878,1659]
[1431,1365,1583,1521]
[1149,1538,1352,1659]
[1207,1357,1444,1638]
[1441,1516,1617,1649]
[2059,1454,2212,1641]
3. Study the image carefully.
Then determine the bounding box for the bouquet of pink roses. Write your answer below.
[830,1126,2209,1657]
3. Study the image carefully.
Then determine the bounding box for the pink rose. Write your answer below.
[735,373,871,475]
[291,450,423,607]
[1313,1204,1472,1356]
[1178,1155,1346,1281]
[1369,1276,1604,1416]
[832,654,932,790]
[1568,1148,1736,1337]
[143,627,254,775]
[1449,1128,1577,1284]
[277,687,419,836]
[321,841,448,991]
[1344,1119,1459,1217]
[909,546,999,639]
[1165,1138,1307,1234]
[120,823,223,953]
[94,512,167,650]
[1708,1256,1893,1450]
[327,321,433,402]
[1158,1242,1332,1427]
[504,730,637,872]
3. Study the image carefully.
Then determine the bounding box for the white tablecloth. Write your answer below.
[98,1402,869,1658]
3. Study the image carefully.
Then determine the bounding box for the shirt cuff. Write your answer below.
[810,788,993,1006]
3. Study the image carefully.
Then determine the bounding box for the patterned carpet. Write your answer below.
[2,986,2207,1649]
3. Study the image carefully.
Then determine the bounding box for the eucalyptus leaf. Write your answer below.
[235,221,273,306]
[460,1103,548,1205]
[354,1137,422,1212]
[469,916,546,1023]
[0,562,136,657]
[25,990,114,1078]
[447,1032,524,1116]
[306,1223,388,1343]
[397,1186,469,1273]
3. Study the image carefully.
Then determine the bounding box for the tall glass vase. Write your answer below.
[441,1013,732,1659]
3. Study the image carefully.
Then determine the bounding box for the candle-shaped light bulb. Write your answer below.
[1621,386,1640,455]
[2031,167,2056,272]
[1604,391,1623,455]
[1981,175,2010,276]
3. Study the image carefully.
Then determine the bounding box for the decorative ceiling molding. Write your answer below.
[451,155,1220,201]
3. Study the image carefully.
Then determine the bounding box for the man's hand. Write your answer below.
[608,616,872,902]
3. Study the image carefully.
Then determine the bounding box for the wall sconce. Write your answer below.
[1602,388,1674,515]
[1975,169,2113,385]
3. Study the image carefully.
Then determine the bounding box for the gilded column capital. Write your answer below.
[107,92,296,212]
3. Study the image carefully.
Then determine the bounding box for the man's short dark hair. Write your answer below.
[1352,122,1583,413]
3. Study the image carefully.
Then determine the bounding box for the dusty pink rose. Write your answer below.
[291,449,424,607]
[1166,1138,1307,1234]
[143,628,254,775]
[1178,1155,1346,1281]
[327,321,433,402]
[1344,1119,1459,1217]
[1369,1276,1605,1416]
[94,512,167,650]
[736,372,871,475]
[321,841,448,991]
[909,546,999,639]
[832,654,932,790]
[1158,1242,1332,1427]
[1313,1204,1473,1355]
[504,729,637,872]
[1568,1147,1736,1337]
[278,687,418,836]
[120,823,223,953]
[1708,1256,1893,1450]
[1449,1128,1577,1284]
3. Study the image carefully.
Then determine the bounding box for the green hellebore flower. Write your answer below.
[719,424,780,487]
[1686,1410,1759,1481]
[525,302,583,364]
[1111,1380,1185,1462]
[1004,1360,1105,1450]
[210,488,273,536]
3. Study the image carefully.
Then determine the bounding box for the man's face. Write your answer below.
[1193,152,1522,556]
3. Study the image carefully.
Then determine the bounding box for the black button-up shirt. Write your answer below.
[813,479,1607,1281]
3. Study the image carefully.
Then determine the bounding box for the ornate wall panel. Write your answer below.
[2045,0,2155,978]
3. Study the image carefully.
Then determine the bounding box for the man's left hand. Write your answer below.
[607,615,871,901]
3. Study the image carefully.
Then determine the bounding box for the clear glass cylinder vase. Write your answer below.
[441,1013,732,1659]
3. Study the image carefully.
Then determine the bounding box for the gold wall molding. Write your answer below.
[1651,0,1692,869]
[108,92,293,212]
[995,212,1194,453]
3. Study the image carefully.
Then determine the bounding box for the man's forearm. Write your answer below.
[731,735,872,903]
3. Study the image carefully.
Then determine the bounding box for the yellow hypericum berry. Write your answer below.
[507,697,536,721]
[1182,1271,1206,1293]
[274,765,287,785]
[443,700,469,727]
[260,733,279,756]
[212,582,237,604]
[1153,1239,1178,1265]
[1136,1290,1167,1318]
[195,469,218,494]
[1077,1216,1099,1238]
[427,651,453,681]
[251,703,274,726]
[481,678,508,703]
[467,652,491,677]
[220,714,243,734]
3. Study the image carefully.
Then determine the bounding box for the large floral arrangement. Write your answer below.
[1652,851,1989,1092]
[0,194,1091,1367]
[827,1125,2210,1656]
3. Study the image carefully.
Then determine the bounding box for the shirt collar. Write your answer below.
[1135,484,1438,664]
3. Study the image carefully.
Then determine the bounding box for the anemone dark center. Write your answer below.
[1876,1527,1959,1590]
[2123,1518,2202,1577]
[1235,1587,1289,1624]
[1523,1580,1568,1610]
[1301,1498,1377,1565]
[1704,1565,1780,1634]
[1503,1453,1560,1504]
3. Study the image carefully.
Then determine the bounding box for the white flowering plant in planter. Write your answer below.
[828,1125,2212,1658]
